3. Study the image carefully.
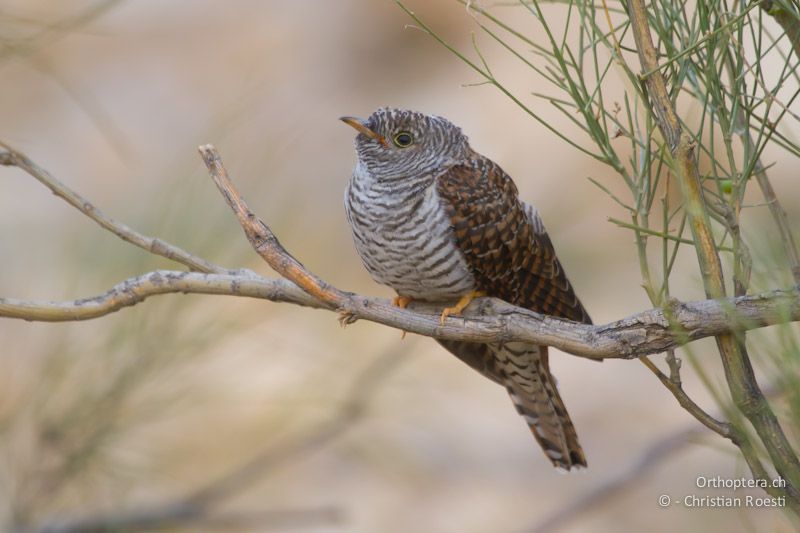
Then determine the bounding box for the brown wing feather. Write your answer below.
[435,155,590,469]
[435,156,591,324]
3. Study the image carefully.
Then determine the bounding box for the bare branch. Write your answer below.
[3,266,799,363]
[0,142,223,274]
[3,145,799,363]
[639,356,732,438]
[720,34,800,285]
[627,0,800,504]
[0,270,323,321]
[753,167,800,284]
[198,144,348,304]
[761,0,800,59]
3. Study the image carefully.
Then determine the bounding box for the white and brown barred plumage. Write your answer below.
[342,108,591,469]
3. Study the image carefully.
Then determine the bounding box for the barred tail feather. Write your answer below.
[501,344,587,470]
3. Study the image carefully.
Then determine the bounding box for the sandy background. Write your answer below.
[1,1,798,531]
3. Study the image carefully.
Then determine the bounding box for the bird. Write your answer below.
[340,107,592,470]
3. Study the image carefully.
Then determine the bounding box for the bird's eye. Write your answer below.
[393,131,414,148]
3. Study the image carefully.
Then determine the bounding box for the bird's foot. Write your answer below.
[338,310,358,327]
[392,295,413,308]
[440,291,486,325]
[392,295,413,339]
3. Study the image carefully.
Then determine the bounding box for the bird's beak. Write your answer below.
[339,116,388,147]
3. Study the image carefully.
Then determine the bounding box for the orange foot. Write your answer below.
[392,295,413,339]
[440,291,486,325]
[392,295,413,308]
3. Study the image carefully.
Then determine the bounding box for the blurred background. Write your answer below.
[0,1,798,531]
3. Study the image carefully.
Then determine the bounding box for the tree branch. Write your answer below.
[639,356,732,439]
[3,265,799,362]
[0,270,323,321]
[753,164,800,284]
[627,0,800,503]
[198,144,349,305]
[761,0,800,59]
[0,141,224,274]
[3,145,800,364]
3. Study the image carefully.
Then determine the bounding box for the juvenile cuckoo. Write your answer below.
[341,107,591,470]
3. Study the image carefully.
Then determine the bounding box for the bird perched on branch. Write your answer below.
[341,108,592,470]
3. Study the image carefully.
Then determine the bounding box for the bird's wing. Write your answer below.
[435,157,591,469]
[435,157,591,324]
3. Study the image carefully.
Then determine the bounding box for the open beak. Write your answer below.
[339,116,387,147]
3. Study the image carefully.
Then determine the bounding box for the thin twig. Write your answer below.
[0,142,223,274]
[639,356,731,438]
[722,34,800,285]
[627,0,800,507]
[0,270,321,321]
[608,216,732,250]
[198,144,351,304]
[761,0,800,58]
[753,166,800,284]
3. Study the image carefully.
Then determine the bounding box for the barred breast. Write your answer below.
[344,163,476,300]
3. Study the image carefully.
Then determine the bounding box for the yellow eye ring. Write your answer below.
[393,131,414,148]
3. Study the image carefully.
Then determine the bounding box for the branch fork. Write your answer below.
[2,143,799,364]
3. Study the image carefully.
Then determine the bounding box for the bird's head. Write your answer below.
[340,108,471,180]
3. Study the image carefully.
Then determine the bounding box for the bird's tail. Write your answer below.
[500,344,587,470]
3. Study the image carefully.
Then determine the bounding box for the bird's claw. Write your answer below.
[439,290,486,325]
[338,310,358,327]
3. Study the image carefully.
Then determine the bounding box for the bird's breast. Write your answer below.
[345,169,476,301]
